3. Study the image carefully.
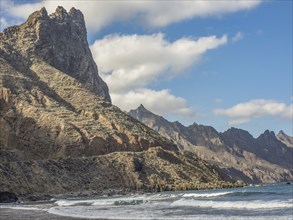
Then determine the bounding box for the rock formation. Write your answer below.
[0,7,232,199]
[1,7,110,101]
[128,105,293,184]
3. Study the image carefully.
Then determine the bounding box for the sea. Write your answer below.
[1,183,292,220]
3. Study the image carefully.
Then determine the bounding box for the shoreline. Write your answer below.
[1,183,292,220]
[3,181,291,204]
[14,182,245,203]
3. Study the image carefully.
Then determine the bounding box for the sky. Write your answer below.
[1,0,292,137]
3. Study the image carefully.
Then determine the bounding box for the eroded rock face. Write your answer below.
[0,6,110,102]
[0,58,176,161]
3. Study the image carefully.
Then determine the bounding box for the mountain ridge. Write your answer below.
[128,105,293,183]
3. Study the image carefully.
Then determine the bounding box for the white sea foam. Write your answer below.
[171,199,293,210]
[0,205,44,211]
[55,196,148,207]
[48,206,165,219]
[2,184,292,219]
[182,191,232,198]
[55,199,96,206]
[47,205,292,220]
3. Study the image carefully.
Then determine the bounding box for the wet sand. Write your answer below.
[0,208,106,220]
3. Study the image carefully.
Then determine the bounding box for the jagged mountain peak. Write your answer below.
[277,130,293,138]
[222,127,254,140]
[49,6,85,24]
[24,6,83,23]
[257,130,276,141]
[1,6,111,102]
[137,104,148,111]
[53,6,70,17]
[22,7,48,23]
[277,130,293,148]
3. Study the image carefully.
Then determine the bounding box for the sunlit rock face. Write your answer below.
[1,6,111,102]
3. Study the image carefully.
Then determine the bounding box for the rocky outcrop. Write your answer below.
[0,7,232,199]
[128,105,293,184]
[0,7,110,102]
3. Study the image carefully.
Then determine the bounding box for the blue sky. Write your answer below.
[1,0,292,137]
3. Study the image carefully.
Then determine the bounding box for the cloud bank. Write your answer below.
[214,99,292,125]
[2,0,262,32]
[91,33,227,117]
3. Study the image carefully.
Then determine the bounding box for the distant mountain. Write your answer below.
[128,105,293,184]
[0,7,232,199]
[220,128,293,169]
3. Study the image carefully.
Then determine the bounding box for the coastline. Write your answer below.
[1,183,292,220]
[14,180,245,203]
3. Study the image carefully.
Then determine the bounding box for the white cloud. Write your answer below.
[4,0,262,33]
[91,33,227,93]
[232,32,244,42]
[229,118,251,126]
[214,99,293,125]
[112,89,194,118]
[0,0,24,30]
[90,33,227,118]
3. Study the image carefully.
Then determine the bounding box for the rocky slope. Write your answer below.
[0,147,232,199]
[0,7,232,199]
[128,105,293,184]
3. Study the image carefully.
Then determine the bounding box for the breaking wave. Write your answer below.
[182,191,232,198]
[171,198,293,210]
[55,197,147,207]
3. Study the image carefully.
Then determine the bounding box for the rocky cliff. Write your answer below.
[0,7,232,199]
[1,7,110,101]
[128,105,293,184]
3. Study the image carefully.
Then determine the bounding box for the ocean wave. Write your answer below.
[171,199,293,210]
[0,205,44,211]
[182,191,232,198]
[113,199,145,206]
[47,205,292,220]
[55,197,147,207]
[55,199,96,206]
[182,190,285,199]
